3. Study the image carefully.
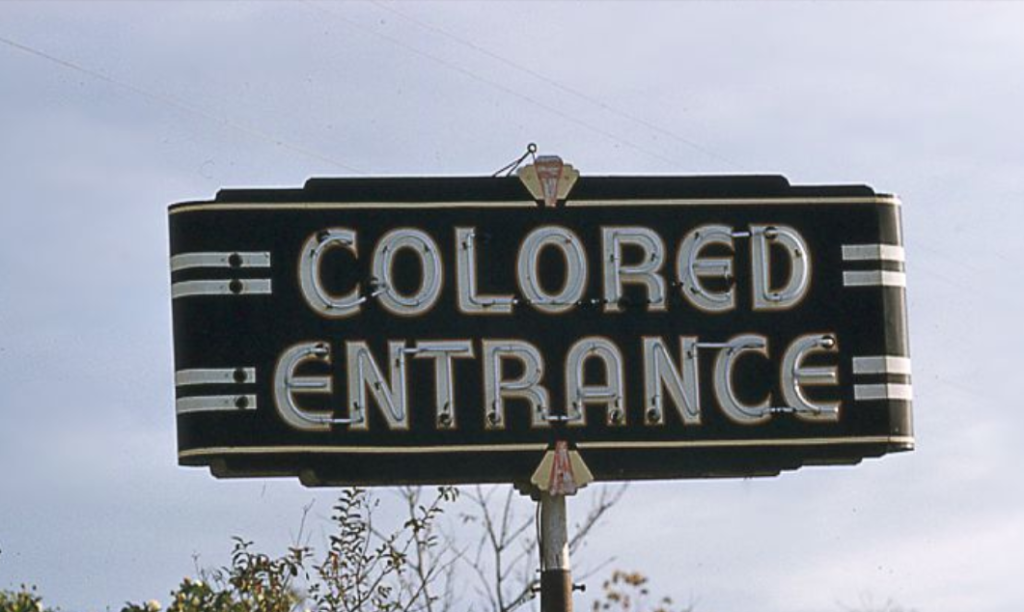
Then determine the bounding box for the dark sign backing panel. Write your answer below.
[169,174,912,486]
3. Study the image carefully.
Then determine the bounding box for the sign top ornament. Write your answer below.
[517,156,580,207]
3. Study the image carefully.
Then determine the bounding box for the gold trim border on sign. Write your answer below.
[179,435,914,459]
[169,196,901,215]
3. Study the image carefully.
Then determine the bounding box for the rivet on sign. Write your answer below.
[228,253,243,268]
[233,368,247,383]
[229,279,243,294]
[235,396,249,410]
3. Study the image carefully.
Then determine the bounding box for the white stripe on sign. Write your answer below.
[841,244,905,262]
[176,395,257,415]
[175,368,256,386]
[843,270,906,288]
[852,356,912,376]
[170,252,271,272]
[854,384,913,401]
[171,279,272,299]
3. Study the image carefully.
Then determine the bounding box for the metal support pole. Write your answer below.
[540,492,572,612]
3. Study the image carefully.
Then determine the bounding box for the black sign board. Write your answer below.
[169,169,912,486]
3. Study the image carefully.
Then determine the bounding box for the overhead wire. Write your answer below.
[300,0,705,172]
[0,33,363,173]
[367,0,742,171]
[3,5,738,175]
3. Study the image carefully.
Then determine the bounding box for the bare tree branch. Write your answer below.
[569,484,627,555]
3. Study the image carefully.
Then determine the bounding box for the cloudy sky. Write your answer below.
[1,2,1022,611]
